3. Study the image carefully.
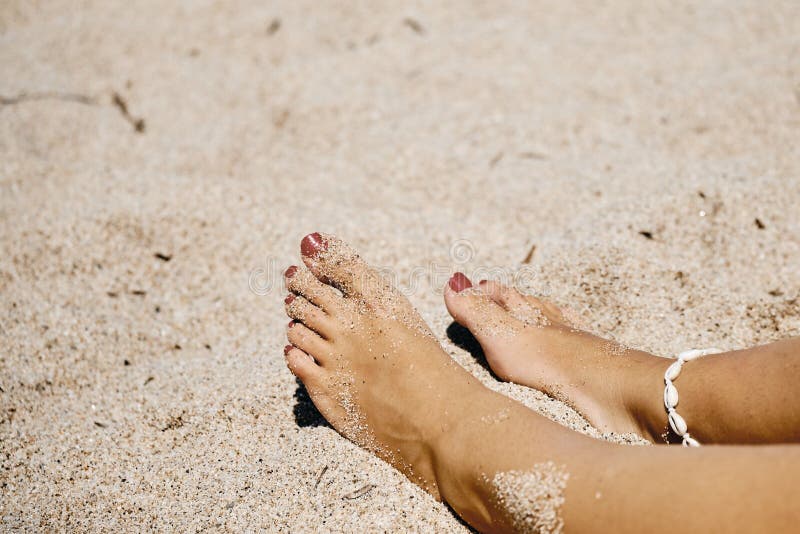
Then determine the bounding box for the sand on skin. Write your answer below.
[2,0,800,531]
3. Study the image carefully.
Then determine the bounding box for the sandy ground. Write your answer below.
[2,0,800,531]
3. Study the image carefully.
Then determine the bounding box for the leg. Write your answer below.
[445,276,800,444]
[638,338,800,444]
[283,234,800,532]
[439,391,800,532]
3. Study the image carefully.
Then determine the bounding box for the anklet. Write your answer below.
[663,348,721,447]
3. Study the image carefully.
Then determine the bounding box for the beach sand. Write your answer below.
[2,0,800,530]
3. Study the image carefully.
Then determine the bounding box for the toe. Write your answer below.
[285,266,342,314]
[525,294,567,323]
[477,280,532,313]
[285,294,333,337]
[541,300,567,322]
[299,232,388,301]
[287,321,331,364]
[444,272,521,337]
[284,344,348,432]
[284,344,324,381]
[478,279,564,326]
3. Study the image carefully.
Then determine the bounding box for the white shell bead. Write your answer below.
[665,360,683,381]
[683,435,701,447]
[664,382,679,408]
[678,349,704,361]
[668,410,688,436]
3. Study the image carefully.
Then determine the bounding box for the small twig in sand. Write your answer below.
[403,17,425,35]
[3,90,146,133]
[112,92,146,133]
[489,152,504,168]
[0,91,97,107]
[314,465,328,488]
[522,244,537,264]
[342,483,376,500]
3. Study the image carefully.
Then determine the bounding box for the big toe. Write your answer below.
[444,273,521,340]
[300,233,378,298]
[300,232,406,313]
[299,232,431,334]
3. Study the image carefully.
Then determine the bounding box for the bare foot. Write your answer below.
[444,274,665,441]
[283,233,495,498]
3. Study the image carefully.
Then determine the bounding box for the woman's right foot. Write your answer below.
[444,274,668,442]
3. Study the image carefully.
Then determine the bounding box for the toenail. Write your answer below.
[283,344,293,355]
[288,320,295,327]
[301,232,327,257]
[478,279,488,285]
[284,265,298,278]
[285,294,295,304]
[449,272,472,292]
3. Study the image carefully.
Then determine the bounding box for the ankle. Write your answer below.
[620,351,673,442]
[561,333,663,441]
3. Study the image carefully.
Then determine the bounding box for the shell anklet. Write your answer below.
[663,348,721,446]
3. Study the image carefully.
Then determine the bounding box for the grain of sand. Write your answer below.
[2,1,800,531]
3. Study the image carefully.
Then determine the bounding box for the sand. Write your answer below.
[2,0,800,531]
[490,462,570,533]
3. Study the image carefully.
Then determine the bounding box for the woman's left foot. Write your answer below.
[284,234,506,498]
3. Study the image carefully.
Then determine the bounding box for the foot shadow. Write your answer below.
[445,321,499,379]
[292,378,329,427]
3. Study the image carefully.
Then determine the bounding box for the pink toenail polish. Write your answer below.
[285,294,295,304]
[301,232,327,257]
[478,279,488,285]
[288,320,295,327]
[284,344,293,355]
[449,272,472,292]
[285,266,298,278]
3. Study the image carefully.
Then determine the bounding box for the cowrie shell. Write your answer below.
[678,349,704,361]
[665,360,683,381]
[664,382,679,409]
[668,410,688,436]
[683,435,701,447]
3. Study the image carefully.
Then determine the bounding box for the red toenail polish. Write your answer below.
[288,320,295,327]
[284,344,293,355]
[478,279,488,285]
[284,266,298,278]
[284,294,295,304]
[301,232,327,257]
[449,272,472,292]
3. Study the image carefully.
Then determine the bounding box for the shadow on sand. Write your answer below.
[292,378,328,428]
[445,321,500,379]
